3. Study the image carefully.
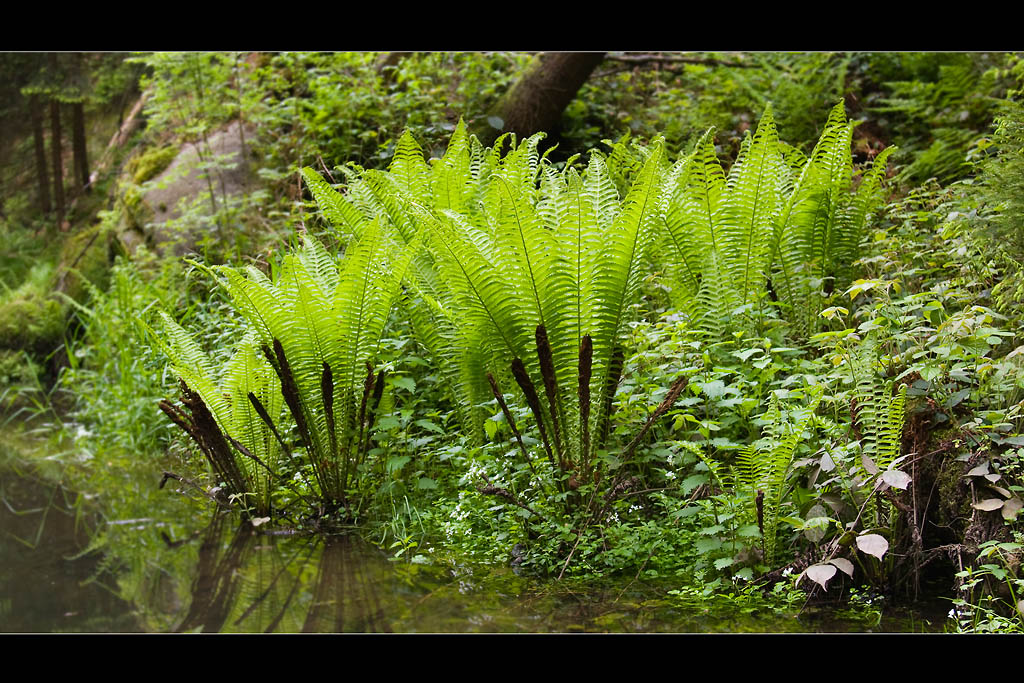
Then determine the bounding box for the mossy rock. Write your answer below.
[112,182,155,256]
[0,294,64,356]
[127,145,180,185]
[135,120,255,255]
[0,349,39,387]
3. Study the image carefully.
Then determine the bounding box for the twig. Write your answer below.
[476,474,547,523]
[159,471,233,509]
[317,155,337,185]
[558,530,586,581]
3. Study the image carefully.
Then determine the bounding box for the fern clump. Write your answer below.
[700,389,822,568]
[661,102,893,337]
[302,123,690,530]
[157,326,284,514]
[156,230,414,517]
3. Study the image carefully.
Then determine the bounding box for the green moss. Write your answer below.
[56,221,112,305]
[128,145,179,184]
[121,184,144,213]
[0,349,39,387]
[116,183,155,236]
[0,294,64,355]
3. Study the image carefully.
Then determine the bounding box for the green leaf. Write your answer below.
[695,537,722,554]
[733,348,763,362]
[680,473,708,495]
[696,380,727,399]
[386,455,411,473]
[391,376,416,393]
[736,524,761,538]
[414,419,444,434]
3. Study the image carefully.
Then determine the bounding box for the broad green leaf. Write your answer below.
[387,455,412,473]
[391,376,416,393]
[414,419,444,434]
[695,537,722,554]
[696,380,727,399]
[714,557,735,570]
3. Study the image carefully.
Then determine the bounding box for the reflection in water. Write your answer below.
[3,424,948,633]
[303,536,392,633]
[0,458,138,632]
[173,513,255,633]
[164,515,397,633]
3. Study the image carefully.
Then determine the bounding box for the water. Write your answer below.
[0,422,950,633]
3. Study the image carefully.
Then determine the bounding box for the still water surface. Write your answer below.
[1,423,948,633]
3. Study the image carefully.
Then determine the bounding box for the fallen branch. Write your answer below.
[159,470,233,509]
[476,474,547,523]
[604,53,758,69]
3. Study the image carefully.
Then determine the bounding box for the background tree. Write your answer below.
[0,53,50,217]
[477,52,607,145]
[48,53,66,227]
[70,53,91,194]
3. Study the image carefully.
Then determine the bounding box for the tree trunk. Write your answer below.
[72,100,89,194]
[50,97,65,228]
[30,95,51,214]
[375,51,413,84]
[480,52,606,146]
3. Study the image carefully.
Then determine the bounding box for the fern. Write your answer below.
[158,229,414,513]
[156,318,284,514]
[659,103,892,338]
[702,389,821,568]
[303,124,686,513]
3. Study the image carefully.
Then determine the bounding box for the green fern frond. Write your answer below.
[720,105,784,307]
[301,167,370,242]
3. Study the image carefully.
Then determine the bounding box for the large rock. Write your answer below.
[123,120,255,255]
